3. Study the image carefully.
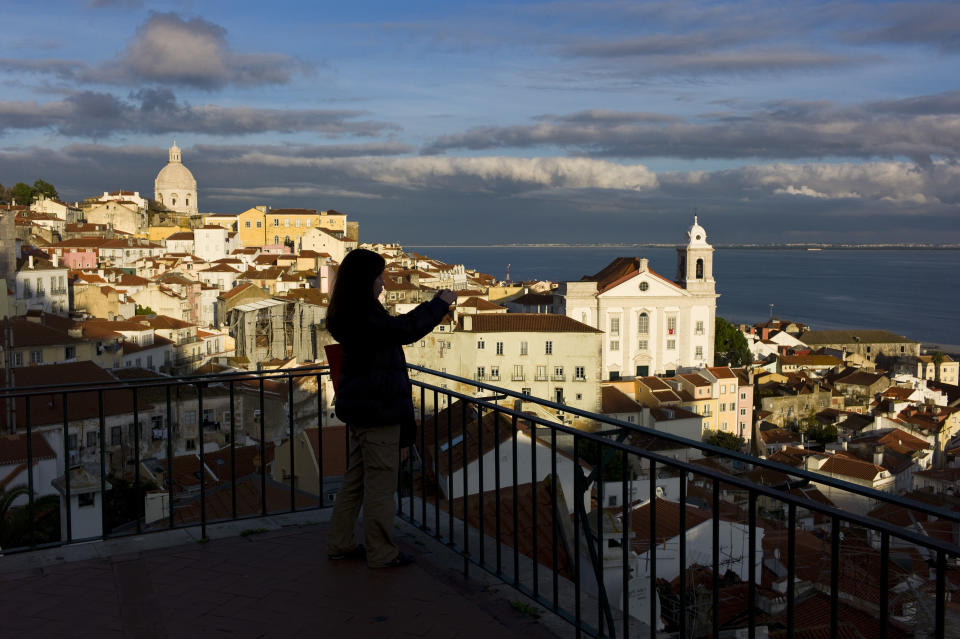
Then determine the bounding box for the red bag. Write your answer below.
[324,343,344,392]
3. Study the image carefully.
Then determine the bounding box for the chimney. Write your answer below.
[638,258,648,272]
[463,315,472,331]
[873,445,884,466]
[28,255,34,269]
[52,253,59,268]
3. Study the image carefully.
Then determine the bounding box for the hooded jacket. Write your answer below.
[330,294,450,427]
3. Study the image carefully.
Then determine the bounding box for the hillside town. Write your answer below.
[0,144,956,636]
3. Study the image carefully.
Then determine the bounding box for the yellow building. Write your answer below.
[234,206,352,248]
[148,224,191,243]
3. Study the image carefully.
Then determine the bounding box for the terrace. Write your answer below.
[0,364,957,638]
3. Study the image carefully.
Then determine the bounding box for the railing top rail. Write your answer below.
[409,364,960,531]
[0,363,331,398]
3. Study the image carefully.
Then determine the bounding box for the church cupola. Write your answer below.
[676,215,715,294]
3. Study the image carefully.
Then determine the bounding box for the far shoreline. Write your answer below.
[404,244,960,250]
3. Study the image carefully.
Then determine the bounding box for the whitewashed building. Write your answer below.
[557,219,717,380]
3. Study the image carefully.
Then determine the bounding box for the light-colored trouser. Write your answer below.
[327,423,402,567]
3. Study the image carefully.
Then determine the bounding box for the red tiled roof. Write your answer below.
[0,432,56,465]
[461,313,601,334]
[601,386,640,413]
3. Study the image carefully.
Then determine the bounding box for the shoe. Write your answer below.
[328,545,366,560]
[374,552,414,568]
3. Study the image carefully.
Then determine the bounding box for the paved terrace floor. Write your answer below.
[0,510,567,639]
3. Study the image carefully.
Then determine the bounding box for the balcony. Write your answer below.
[0,365,956,638]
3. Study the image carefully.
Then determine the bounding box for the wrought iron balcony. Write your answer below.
[0,364,955,639]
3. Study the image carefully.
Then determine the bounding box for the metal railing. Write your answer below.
[0,363,955,639]
[402,365,960,639]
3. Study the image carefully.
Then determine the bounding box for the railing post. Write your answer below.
[230,380,237,520]
[98,389,107,540]
[166,384,174,529]
[259,375,267,517]
[288,372,295,513]
[25,394,34,547]
[62,392,72,543]
[133,387,141,535]
[649,459,657,639]
[198,382,206,539]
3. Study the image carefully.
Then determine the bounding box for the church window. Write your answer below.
[638,313,649,334]
[186,197,190,206]
[695,320,704,335]
[638,340,648,351]
[610,317,619,336]
[274,235,280,244]
[639,281,649,292]
[696,258,704,279]
[667,316,676,334]
[545,341,553,354]
[695,346,703,359]
[295,219,300,227]
[609,340,619,351]
[667,339,676,350]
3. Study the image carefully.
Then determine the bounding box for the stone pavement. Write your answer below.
[0,511,565,639]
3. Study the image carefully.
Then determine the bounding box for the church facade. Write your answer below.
[556,218,717,380]
[154,142,198,214]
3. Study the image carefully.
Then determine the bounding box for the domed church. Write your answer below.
[154,142,198,214]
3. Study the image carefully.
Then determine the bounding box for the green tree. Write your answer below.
[32,179,58,201]
[104,475,157,532]
[714,317,752,367]
[10,182,33,205]
[576,438,636,481]
[703,430,744,454]
[807,423,838,445]
[135,304,156,315]
[0,486,60,548]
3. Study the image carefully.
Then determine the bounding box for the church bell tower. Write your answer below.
[676,216,715,294]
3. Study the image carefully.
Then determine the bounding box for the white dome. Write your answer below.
[686,215,709,247]
[155,142,198,214]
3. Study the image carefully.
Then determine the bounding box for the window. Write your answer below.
[306,219,311,227]
[66,346,76,359]
[68,433,77,450]
[477,339,485,350]
[554,366,564,378]
[695,320,704,335]
[639,281,649,292]
[495,341,503,355]
[695,346,703,359]
[476,366,485,379]
[245,221,251,228]
[256,221,262,228]
[610,317,619,336]
[78,493,95,508]
[284,219,290,227]
[37,278,44,295]
[575,366,585,380]
[609,340,619,351]
[111,426,122,446]
[740,408,747,415]
[576,393,582,400]
[86,431,97,448]
[184,411,196,424]
[545,341,553,355]
[520,341,528,356]
[274,235,279,244]
[536,365,547,380]
[521,387,532,396]
[638,313,649,334]
[30,350,42,364]
[667,339,676,350]
[513,364,524,380]
[295,219,301,227]
[638,340,648,351]
[490,366,499,379]
[667,316,677,334]
[273,219,280,227]
[741,392,747,400]
[186,439,196,450]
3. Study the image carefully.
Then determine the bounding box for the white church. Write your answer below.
[556,218,717,380]
[154,142,198,214]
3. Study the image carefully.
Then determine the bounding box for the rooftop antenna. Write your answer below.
[769,304,774,321]
[506,263,510,284]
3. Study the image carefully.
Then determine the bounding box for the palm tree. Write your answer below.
[0,485,60,549]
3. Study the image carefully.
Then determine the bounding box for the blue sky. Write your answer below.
[1,0,959,243]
